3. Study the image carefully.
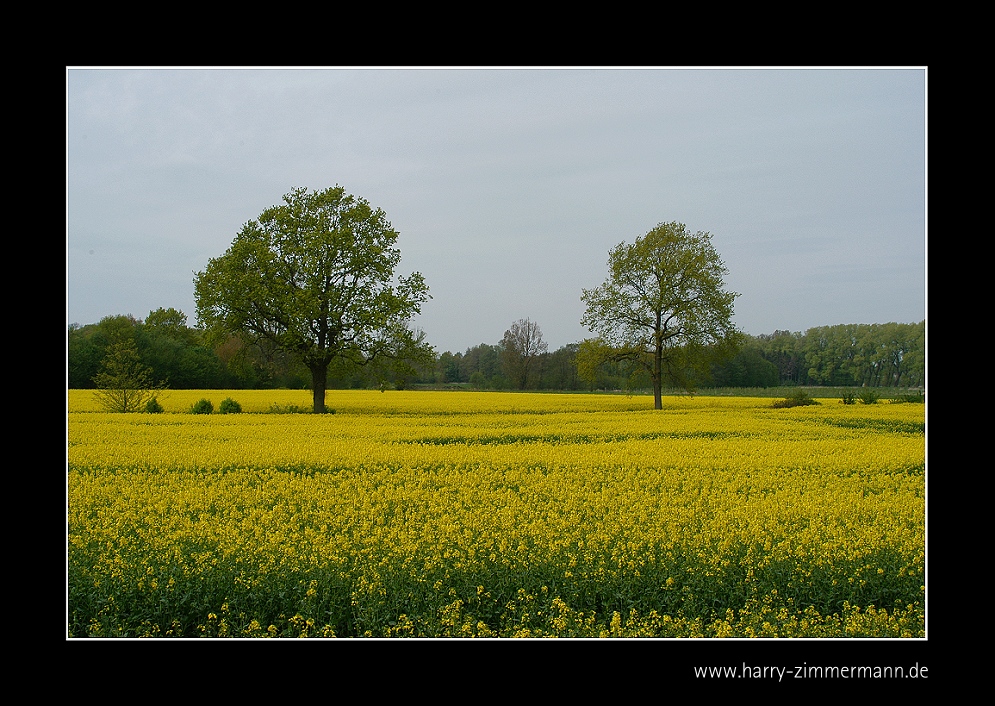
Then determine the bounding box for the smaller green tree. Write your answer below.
[500,318,548,390]
[92,340,166,412]
[579,222,741,408]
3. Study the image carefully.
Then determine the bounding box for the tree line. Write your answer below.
[69,186,924,405]
[68,309,924,392]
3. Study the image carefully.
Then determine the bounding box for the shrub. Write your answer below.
[891,391,925,404]
[218,397,242,414]
[771,389,819,409]
[190,398,214,415]
[266,403,308,414]
[840,390,857,405]
[858,389,880,405]
[145,397,164,414]
[266,403,334,414]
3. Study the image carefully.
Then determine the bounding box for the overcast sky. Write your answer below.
[66,67,926,354]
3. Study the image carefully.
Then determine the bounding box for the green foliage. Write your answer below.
[771,389,819,408]
[193,185,430,413]
[218,397,242,414]
[840,390,857,405]
[580,222,740,408]
[740,322,925,389]
[190,398,214,415]
[361,326,436,393]
[266,403,334,414]
[800,322,925,388]
[144,307,196,345]
[500,318,548,390]
[858,389,880,405]
[891,391,925,404]
[69,311,235,390]
[92,339,166,413]
[710,346,779,388]
[68,323,105,389]
[71,306,921,395]
[144,397,164,414]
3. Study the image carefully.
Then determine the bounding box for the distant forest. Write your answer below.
[68,308,925,392]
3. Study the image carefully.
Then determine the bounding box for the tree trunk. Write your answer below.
[653,317,664,410]
[653,343,663,410]
[311,362,329,413]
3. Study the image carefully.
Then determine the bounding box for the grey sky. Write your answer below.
[66,67,926,354]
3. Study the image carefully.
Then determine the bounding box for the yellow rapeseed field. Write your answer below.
[67,389,926,638]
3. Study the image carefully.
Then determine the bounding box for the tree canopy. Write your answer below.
[92,338,165,412]
[193,186,430,412]
[500,318,548,390]
[580,222,740,408]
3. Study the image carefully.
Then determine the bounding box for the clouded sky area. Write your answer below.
[66,67,926,354]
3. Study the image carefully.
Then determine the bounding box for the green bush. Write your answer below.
[840,390,857,405]
[145,397,164,413]
[858,389,880,405]
[266,403,309,414]
[218,397,242,414]
[771,389,819,409]
[891,391,925,404]
[266,403,334,414]
[190,398,214,414]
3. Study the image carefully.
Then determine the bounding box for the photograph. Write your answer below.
[67,65,928,680]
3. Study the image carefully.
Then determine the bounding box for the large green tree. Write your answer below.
[194,186,431,412]
[579,221,740,408]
